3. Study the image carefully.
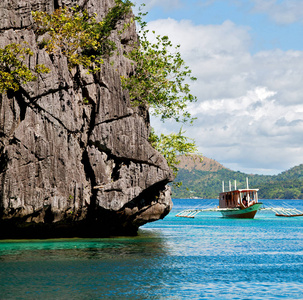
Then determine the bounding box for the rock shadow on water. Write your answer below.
[0,229,170,262]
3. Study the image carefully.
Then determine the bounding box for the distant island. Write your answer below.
[173,155,303,199]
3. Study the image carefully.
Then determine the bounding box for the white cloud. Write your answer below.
[147,18,303,174]
[146,19,253,100]
[251,0,303,24]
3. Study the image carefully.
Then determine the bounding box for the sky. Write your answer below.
[133,0,303,175]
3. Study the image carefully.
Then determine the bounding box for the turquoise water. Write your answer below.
[1,199,303,299]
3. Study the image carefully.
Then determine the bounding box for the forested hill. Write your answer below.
[172,155,303,199]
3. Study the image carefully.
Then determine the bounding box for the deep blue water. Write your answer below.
[1,199,303,299]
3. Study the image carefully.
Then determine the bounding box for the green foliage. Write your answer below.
[258,179,303,199]
[173,168,268,199]
[121,6,197,123]
[149,128,197,182]
[0,42,50,93]
[172,161,303,199]
[121,6,198,180]
[1,2,132,93]
[32,0,133,71]
[82,97,89,104]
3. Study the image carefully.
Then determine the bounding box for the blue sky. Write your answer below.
[138,0,303,52]
[133,0,303,175]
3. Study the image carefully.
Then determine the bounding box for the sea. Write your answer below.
[1,199,303,300]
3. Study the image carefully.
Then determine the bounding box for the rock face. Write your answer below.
[0,0,174,238]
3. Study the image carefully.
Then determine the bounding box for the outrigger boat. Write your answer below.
[218,188,262,219]
[175,179,303,219]
[176,179,262,219]
[217,177,261,218]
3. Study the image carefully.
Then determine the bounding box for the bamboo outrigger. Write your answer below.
[264,203,303,217]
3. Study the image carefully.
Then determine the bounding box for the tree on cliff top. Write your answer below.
[122,6,197,124]
[0,0,132,93]
[121,5,199,178]
[32,0,133,72]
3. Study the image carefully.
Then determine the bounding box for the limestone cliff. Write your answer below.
[0,0,174,238]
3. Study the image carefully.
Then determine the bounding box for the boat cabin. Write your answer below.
[219,189,259,209]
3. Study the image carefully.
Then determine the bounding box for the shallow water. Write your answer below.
[1,199,303,299]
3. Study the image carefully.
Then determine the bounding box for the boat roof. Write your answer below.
[220,189,259,195]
